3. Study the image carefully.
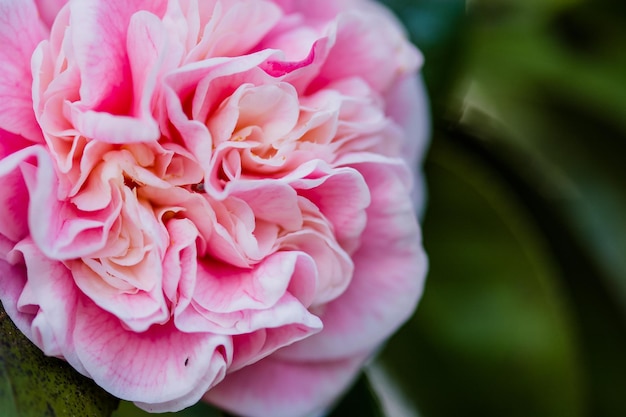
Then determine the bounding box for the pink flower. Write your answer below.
[0,0,428,416]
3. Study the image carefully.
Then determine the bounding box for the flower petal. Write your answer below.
[0,0,47,142]
[313,6,422,93]
[34,0,67,28]
[4,238,87,375]
[205,354,367,417]
[385,74,430,214]
[176,251,319,332]
[276,157,426,361]
[0,163,29,242]
[66,0,169,143]
[73,299,233,412]
[68,0,166,109]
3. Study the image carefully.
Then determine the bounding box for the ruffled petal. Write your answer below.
[276,156,426,361]
[66,0,169,142]
[205,354,368,417]
[313,6,422,93]
[5,238,87,374]
[73,298,233,412]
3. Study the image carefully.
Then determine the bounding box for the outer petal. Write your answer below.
[276,156,426,361]
[312,8,422,93]
[1,238,87,375]
[0,237,32,342]
[0,0,47,142]
[271,0,362,20]
[73,298,233,412]
[205,354,368,417]
[385,74,430,214]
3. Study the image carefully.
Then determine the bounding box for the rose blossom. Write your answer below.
[0,0,428,416]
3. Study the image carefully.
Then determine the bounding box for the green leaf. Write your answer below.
[463,11,626,414]
[440,122,626,417]
[327,373,386,417]
[465,0,626,306]
[375,129,586,417]
[0,302,119,417]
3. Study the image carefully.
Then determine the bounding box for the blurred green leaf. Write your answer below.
[376,129,586,417]
[465,0,626,318]
[442,121,626,417]
[438,0,626,412]
[0,302,118,417]
[327,373,386,417]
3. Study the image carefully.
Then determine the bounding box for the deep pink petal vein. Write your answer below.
[0,0,429,416]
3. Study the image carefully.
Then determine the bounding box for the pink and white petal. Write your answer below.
[229,309,322,371]
[290,166,370,252]
[0,0,47,142]
[73,299,233,411]
[34,0,67,28]
[0,146,66,257]
[70,257,169,332]
[161,84,213,173]
[161,53,280,172]
[126,10,182,137]
[178,286,321,337]
[276,157,426,361]
[205,354,368,417]
[190,251,317,315]
[385,74,430,214]
[186,0,282,61]
[312,9,421,94]
[209,82,300,145]
[278,226,353,306]
[188,51,279,124]
[5,238,87,375]
[261,36,333,94]
[68,0,166,110]
[162,218,198,311]
[225,180,303,231]
[0,241,33,342]
[0,165,29,242]
[271,0,364,19]
[0,129,35,159]
[23,158,122,259]
[69,106,161,144]
[65,1,168,143]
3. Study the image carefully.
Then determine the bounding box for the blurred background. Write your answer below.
[369,0,626,416]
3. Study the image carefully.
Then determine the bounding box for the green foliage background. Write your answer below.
[2,0,625,416]
[373,0,626,416]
